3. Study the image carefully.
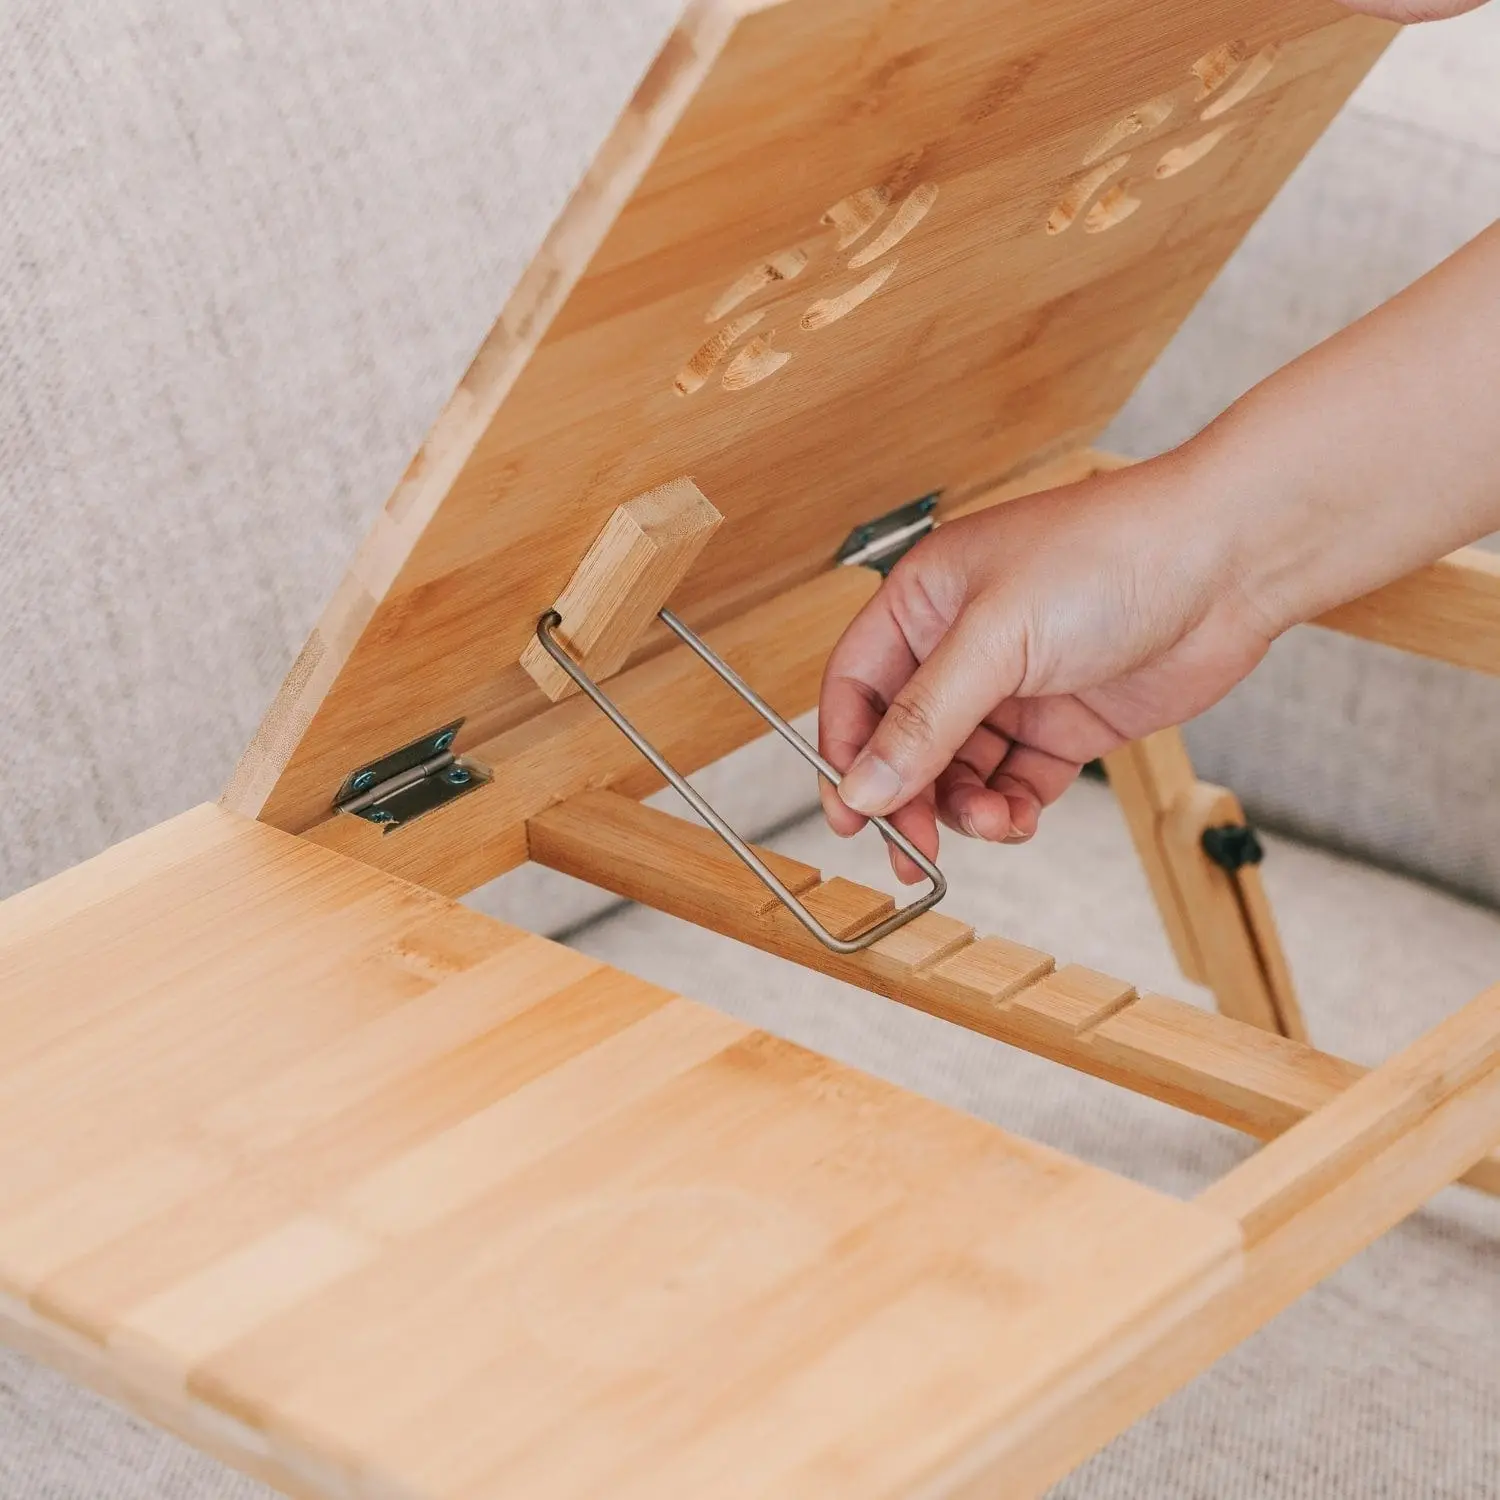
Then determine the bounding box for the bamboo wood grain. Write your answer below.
[6,0,1491,1479]
[1102,731,1207,983]
[527,790,1499,1195]
[0,803,1250,1500]
[1198,981,1500,1244]
[519,478,722,701]
[1315,546,1500,674]
[230,1,1393,837]
[299,563,880,895]
[1232,839,1304,1037]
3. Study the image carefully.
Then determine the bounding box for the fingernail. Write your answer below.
[1005,792,1040,839]
[839,754,902,815]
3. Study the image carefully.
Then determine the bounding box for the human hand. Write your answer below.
[819,220,1500,883]
[818,450,1275,880]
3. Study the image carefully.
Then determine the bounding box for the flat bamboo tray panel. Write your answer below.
[0,806,1240,1498]
[230,0,1393,837]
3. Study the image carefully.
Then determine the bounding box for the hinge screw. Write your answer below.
[1201,823,1264,871]
[351,769,376,792]
[444,765,472,786]
[433,729,456,753]
[366,807,396,824]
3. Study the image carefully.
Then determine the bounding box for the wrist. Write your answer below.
[1175,402,1329,641]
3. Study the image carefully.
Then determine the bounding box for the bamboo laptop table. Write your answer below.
[4,2,1499,1496]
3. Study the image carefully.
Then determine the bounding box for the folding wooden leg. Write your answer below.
[1104,728,1307,1042]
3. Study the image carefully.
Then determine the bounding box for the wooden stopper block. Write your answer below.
[1002,965,1136,1044]
[868,911,975,974]
[520,478,722,701]
[796,878,896,941]
[925,936,1055,1009]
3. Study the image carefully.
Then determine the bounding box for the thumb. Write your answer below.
[837,602,1024,818]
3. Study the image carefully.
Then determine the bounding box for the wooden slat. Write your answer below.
[1234,836,1304,1036]
[527,790,1500,1195]
[1315,546,1500,674]
[230,2,1394,837]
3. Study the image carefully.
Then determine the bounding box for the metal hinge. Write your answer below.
[836,492,940,575]
[333,720,490,831]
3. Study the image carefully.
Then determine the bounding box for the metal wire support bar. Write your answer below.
[533,609,947,954]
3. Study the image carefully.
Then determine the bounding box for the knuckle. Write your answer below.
[885,564,954,655]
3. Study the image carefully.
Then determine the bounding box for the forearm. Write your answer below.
[1191,219,1500,635]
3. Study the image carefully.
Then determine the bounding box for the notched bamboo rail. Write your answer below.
[528,790,1500,1197]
